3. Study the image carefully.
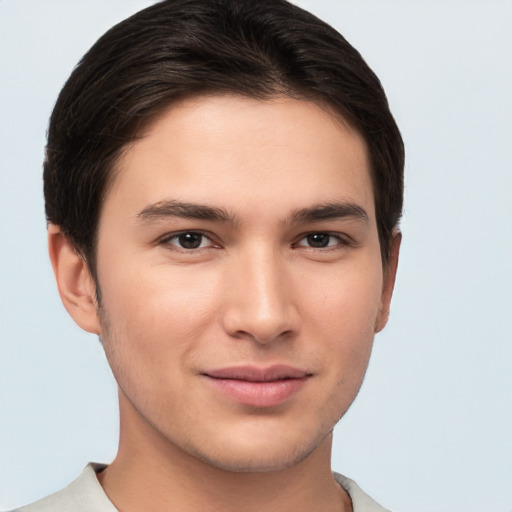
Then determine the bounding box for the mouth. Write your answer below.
[202,365,312,407]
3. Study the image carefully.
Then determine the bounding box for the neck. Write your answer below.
[98,393,351,512]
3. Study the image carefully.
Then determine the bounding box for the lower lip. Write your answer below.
[205,376,308,407]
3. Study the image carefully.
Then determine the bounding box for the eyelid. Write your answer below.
[156,229,353,251]
[293,231,353,249]
[158,230,221,250]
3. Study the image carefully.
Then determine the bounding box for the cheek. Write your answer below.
[301,258,383,335]
[97,264,219,373]
[300,259,383,377]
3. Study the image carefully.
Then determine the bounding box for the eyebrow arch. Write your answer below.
[290,202,369,224]
[136,200,234,223]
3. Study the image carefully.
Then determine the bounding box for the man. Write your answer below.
[14,0,403,510]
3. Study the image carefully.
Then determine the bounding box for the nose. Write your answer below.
[221,248,300,345]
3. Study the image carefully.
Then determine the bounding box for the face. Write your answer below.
[90,95,397,472]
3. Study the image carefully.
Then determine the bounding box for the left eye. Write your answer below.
[163,232,214,250]
[296,233,341,248]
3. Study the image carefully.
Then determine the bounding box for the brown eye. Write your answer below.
[177,232,203,249]
[162,231,214,250]
[295,232,347,250]
[306,233,331,248]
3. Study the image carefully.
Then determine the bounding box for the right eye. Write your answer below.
[160,231,216,251]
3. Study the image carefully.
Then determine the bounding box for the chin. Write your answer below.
[181,427,329,474]
[190,445,315,473]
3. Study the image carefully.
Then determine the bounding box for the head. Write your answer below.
[46,0,404,473]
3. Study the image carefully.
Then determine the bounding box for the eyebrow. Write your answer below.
[136,200,234,223]
[290,202,369,224]
[136,199,368,226]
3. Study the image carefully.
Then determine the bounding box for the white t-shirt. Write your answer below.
[12,463,391,512]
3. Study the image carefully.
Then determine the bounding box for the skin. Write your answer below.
[49,95,400,512]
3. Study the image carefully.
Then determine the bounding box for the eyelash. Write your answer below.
[159,231,219,252]
[159,231,351,252]
[293,232,350,250]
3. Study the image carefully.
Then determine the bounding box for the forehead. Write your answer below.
[106,94,375,223]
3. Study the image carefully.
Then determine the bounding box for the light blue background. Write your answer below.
[1,1,511,511]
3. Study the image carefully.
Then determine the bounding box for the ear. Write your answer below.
[48,224,101,334]
[375,230,401,333]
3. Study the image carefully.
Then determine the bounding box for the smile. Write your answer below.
[202,365,311,407]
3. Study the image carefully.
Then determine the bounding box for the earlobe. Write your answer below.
[375,230,401,333]
[48,224,101,334]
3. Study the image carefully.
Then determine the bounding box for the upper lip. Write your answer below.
[203,365,310,382]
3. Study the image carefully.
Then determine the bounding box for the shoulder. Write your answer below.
[333,472,392,512]
[10,464,117,512]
